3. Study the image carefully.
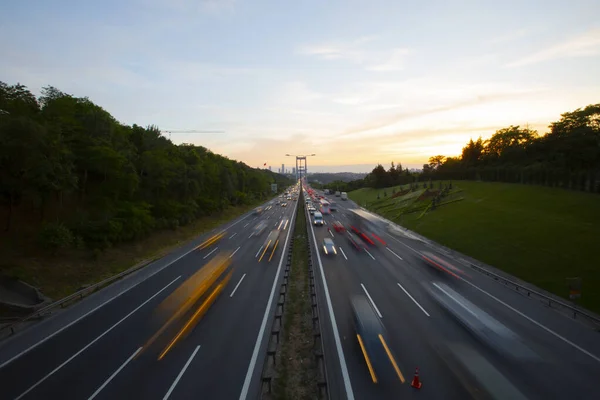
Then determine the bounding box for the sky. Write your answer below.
[1,0,599,172]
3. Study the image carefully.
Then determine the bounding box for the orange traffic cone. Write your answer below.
[411,367,422,389]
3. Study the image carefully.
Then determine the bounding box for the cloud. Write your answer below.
[366,48,411,72]
[506,28,600,67]
[487,28,533,45]
[298,35,379,62]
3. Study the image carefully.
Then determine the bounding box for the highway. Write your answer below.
[0,196,298,400]
[306,188,600,400]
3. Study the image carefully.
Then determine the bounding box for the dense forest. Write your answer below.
[328,103,600,192]
[0,81,291,254]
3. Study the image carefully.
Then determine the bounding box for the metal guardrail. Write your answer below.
[0,256,156,337]
[359,202,600,328]
[0,204,269,338]
[463,261,600,327]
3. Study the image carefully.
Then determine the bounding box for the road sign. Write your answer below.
[271,183,277,193]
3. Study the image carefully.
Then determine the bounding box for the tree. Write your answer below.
[428,155,446,170]
[483,126,537,163]
[461,137,484,167]
[0,81,294,251]
[388,161,399,185]
[369,164,389,188]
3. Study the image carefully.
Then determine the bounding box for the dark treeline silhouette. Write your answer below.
[0,82,291,253]
[326,103,600,193]
[322,162,417,192]
[423,103,600,192]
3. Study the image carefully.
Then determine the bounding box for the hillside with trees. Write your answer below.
[423,104,600,192]
[340,103,600,193]
[0,81,291,260]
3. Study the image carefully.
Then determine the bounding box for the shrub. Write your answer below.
[38,222,74,254]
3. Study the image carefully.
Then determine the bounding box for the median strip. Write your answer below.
[261,192,321,399]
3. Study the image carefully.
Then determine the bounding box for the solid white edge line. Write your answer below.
[87,347,142,400]
[15,276,182,400]
[238,203,298,400]
[364,249,375,260]
[458,277,600,363]
[229,233,237,239]
[230,274,247,298]
[163,345,201,400]
[397,283,430,317]
[0,211,250,370]
[386,247,403,260]
[255,245,264,258]
[203,247,219,259]
[361,284,383,318]
[339,247,348,260]
[229,246,241,259]
[306,205,355,400]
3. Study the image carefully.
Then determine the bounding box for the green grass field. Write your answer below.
[349,181,600,313]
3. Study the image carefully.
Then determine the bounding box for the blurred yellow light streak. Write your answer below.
[139,254,231,357]
[195,231,226,251]
[357,334,377,383]
[379,334,405,383]
[159,271,233,360]
[258,240,271,262]
[268,239,279,261]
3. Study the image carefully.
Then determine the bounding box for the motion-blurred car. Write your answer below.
[253,207,263,215]
[350,296,403,384]
[264,230,280,250]
[322,238,337,255]
[346,231,365,250]
[308,206,315,215]
[281,202,287,207]
[332,221,345,232]
[251,220,268,237]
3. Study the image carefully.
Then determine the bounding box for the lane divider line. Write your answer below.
[14,276,181,400]
[255,245,264,258]
[365,249,376,260]
[0,210,256,369]
[163,345,201,400]
[243,223,250,228]
[361,284,383,318]
[203,247,219,260]
[397,283,430,317]
[229,246,241,258]
[386,247,403,261]
[87,347,142,400]
[229,233,237,239]
[230,274,247,298]
[339,247,348,260]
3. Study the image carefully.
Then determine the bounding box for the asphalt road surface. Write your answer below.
[0,196,298,400]
[306,189,600,400]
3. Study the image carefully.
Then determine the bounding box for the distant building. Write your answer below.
[292,167,296,174]
[281,164,285,174]
[268,166,272,171]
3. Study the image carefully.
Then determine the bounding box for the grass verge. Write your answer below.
[350,181,600,313]
[272,197,319,400]
[0,200,266,303]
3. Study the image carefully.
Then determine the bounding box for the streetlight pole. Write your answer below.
[285,153,315,183]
